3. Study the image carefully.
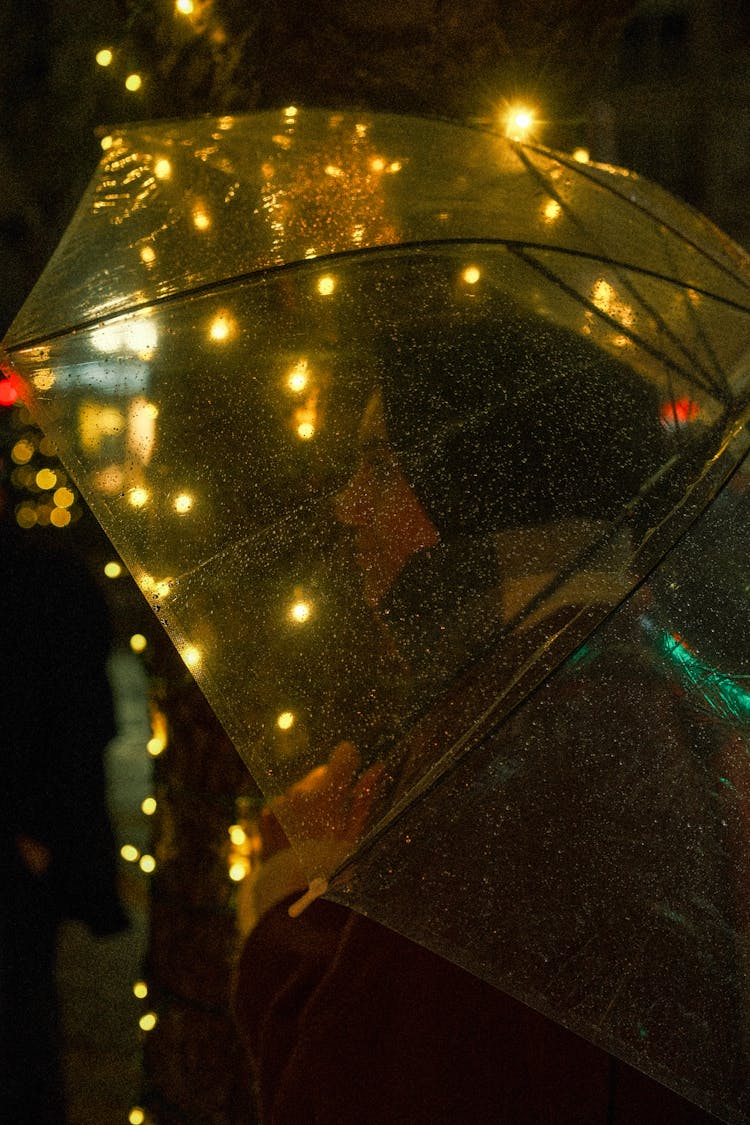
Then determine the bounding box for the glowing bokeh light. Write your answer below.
[316,275,335,296]
[130,634,148,654]
[121,844,140,863]
[141,797,157,816]
[229,825,247,846]
[209,312,235,341]
[461,266,481,285]
[154,159,172,181]
[125,73,142,92]
[139,855,156,874]
[35,468,57,490]
[182,645,201,669]
[139,1012,157,1031]
[104,561,123,579]
[129,1109,145,1125]
[289,600,312,624]
[287,360,309,393]
[133,981,148,999]
[229,861,248,882]
[50,508,71,528]
[277,710,295,730]
[173,493,194,514]
[53,487,75,508]
[128,488,149,508]
[505,105,536,141]
[95,48,113,67]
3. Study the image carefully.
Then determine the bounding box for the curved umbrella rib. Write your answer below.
[512,146,734,401]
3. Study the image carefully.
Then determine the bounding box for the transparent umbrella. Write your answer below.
[4,109,750,1121]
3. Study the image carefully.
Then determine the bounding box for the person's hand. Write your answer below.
[260,740,385,862]
[238,742,385,933]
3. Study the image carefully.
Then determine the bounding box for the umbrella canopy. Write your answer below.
[4,108,750,1120]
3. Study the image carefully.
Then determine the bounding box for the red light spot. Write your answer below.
[660,398,700,427]
[0,379,18,407]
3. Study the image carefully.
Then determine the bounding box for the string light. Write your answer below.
[289,599,312,624]
[316,275,336,296]
[125,73,143,92]
[277,711,295,730]
[461,266,481,285]
[182,645,201,669]
[141,797,157,816]
[173,492,194,514]
[139,854,156,874]
[129,1109,146,1125]
[573,147,590,164]
[139,1012,158,1032]
[133,981,149,999]
[128,487,149,508]
[130,633,148,654]
[505,105,537,142]
[35,467,57,490]
[95,48,113,67]
[175,0,194,13]
[287,360,309,393]
[121,844,140,863]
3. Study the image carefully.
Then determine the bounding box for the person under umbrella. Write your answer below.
[233,310,733,1124]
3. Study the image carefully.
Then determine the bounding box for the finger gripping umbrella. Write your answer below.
[4,109,750,1121]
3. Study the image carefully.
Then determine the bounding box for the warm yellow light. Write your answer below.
[505,105,536,141]
[388,161,402,173]
[175,0,194,13]
[289,600,312,624]
[325,164,343,178]
[35,468,57,490]
[370,156,386,172]
[129,1109,145,1125]
[141,797,157,816]
[229,824,247,846]
[104,561,123,579]
[140,245,156,264]
[572,147,590,164]
[229,861,248,883]
[154,159,172,181]
[139,854,156,874]
[543,199,561,222]
[133,981,149,999]
[125,73,142,92]
[317,275,335,296]
[11,438,35,465]
[100,135,114,152]
[287,360,309,393]
[16,505,37,530]
[461,266,481,285]
[297,422,315,440]
[139,1012,158,1032]
[95,48,113,67]
[284,105,298,117]
[50,508,71,529]
[192,207,211,231]
[173,493,194,514]
[182,646,201,669]
[130,634,148,654]
[128,487,149,508]
[32,369,55,391]
[121,844,140,863]
[147,737,166,757]
[209,312,235,341]
[277,710,295,731]
[53,487,75,508]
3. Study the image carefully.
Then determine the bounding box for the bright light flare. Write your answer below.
[505,105,536,142]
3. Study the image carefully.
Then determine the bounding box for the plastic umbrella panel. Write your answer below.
[4,109,750,1119]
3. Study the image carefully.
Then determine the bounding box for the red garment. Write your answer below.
[234,896,720,1125]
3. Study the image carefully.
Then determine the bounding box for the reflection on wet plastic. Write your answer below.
[5,109,750,1120]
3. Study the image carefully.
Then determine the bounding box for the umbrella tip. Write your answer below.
[288,877,329,918]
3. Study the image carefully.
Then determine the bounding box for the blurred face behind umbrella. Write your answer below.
[335,390,439,607]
